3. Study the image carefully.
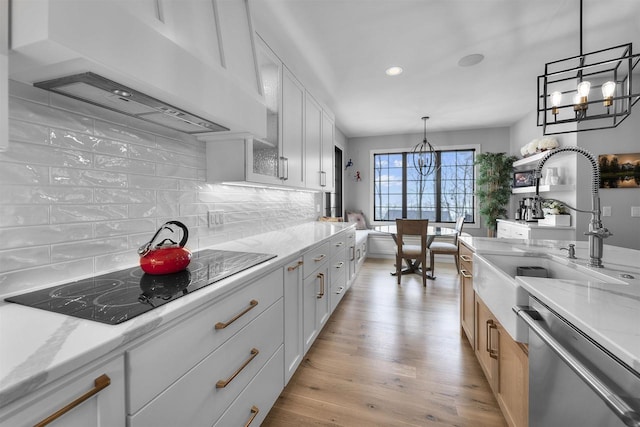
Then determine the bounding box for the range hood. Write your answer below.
[34,73,229,135]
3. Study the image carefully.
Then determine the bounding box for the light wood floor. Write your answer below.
[262,258,507,427]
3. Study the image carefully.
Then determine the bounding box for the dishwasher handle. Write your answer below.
[513,305,640,427]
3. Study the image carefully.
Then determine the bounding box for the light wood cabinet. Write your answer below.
[283,257,304,384]
[0,356,125,427]
[459,240,474,347]
[475,294,528,427]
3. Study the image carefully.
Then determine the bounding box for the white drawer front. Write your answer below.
[127,268,283,413]
[214,346,284,427]
[129,298,284,427]
[303,241,330,278]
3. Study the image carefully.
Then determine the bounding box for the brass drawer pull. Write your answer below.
[215,300,258,330]
[460,269,472,279]
[287,260,303,271]
[317,272,325,298]
[313,254,326,262]
[34,374,111,427]
[350,246,355,261]
[486,320,498,359]
[335,241,344,247]
[216,348,259,388]
[335,261,344,269]
[244,405,260,427]
[460,254,472,263]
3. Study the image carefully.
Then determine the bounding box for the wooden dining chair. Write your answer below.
[428,216,465,279]
[395,218,429,287]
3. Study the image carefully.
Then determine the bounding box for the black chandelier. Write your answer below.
[537,0,640,135]
[412,116,438,177]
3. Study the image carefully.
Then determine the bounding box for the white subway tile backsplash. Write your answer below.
[1,81,318,295]
[94,154,155,175]
[0,185,94,204]
[51,204,128,224]
[51,237,129,262]
[51,168,128,187]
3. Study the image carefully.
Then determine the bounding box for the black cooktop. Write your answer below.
[5,249,276,325]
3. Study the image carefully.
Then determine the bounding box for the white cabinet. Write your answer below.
[496,219,575,240]
[329,233,348,311]
[346,230,357,286]
[283,257,304,384]
[9,0,264,136]
[303,241,331,353]
[206,39,305,188]
[322,110,336,192]
[0,0,7,152]
[127,268,284,426]
[0,356,125,427]
[281,67,305,187]
[305,93,335,191]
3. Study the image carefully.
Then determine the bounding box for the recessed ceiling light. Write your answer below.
[458,54,485,67]
[385,66,404,76]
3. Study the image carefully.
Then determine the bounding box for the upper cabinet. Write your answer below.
[9,0,265,136]
[305,93,335,191]
[0,0,8,152]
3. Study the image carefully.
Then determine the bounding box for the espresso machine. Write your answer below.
[521,197,544,222]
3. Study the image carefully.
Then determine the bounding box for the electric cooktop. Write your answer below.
[5,249,276,325]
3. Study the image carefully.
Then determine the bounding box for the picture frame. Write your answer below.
[599,152,640,189]
[513,170,536,188]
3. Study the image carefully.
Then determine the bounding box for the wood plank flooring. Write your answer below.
[263,258,507,427]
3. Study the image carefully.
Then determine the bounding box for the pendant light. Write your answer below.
[537,0,640,135]
[412,116,438,177]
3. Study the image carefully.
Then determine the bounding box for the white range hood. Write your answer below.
[8,0,267,138]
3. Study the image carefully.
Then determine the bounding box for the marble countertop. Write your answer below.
[460,235,640,372]
[0,221,354,409]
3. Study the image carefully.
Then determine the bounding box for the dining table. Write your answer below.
[372,224,458,280]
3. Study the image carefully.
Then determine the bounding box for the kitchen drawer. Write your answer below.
[330,256,347,287]
[129,298,284,427]
[330,271,347,312]
[0,356,125,427]
[459,241,473,269]
[330,233,348,254]
[127,268,283,414]
[214,345,284,427]
[303,241,330,278]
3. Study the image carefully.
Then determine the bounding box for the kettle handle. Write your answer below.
[164,220,189,248]
[138,220,189,256]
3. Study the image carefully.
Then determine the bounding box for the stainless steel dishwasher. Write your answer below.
[514,297,640,427]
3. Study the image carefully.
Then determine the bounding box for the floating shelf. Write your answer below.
[512,184,574,194]
[513,151,548,168]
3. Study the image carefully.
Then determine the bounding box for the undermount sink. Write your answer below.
[473,252,627,343]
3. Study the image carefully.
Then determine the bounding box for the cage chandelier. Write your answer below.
[537,0,640,135]
[412,116,438,177]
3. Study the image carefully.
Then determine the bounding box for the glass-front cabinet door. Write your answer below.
[249,36,283,185]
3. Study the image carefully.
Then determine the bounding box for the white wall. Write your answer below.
[345,127,510,237]
[0,81,319,296]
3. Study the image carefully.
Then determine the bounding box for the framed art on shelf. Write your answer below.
[513,170,535,188]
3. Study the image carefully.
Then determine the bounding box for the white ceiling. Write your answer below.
[251,0,640,138]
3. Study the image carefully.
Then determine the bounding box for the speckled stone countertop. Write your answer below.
[0,221,354,408]
[460,235,640,372]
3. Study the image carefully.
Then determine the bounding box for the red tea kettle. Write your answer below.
[138,221,192,275]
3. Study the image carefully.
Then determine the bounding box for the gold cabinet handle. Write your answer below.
[335,241,344,247]
[216,348,259,388]
[313,254,326,262]
[215,300,258,330]
[486,320,498,359]
[350,246,355,261]
[34,374,111,427]
[460,269,472,279]
[317,272,325,298]
[244,406,260,427]
[335,286,345,295]
[287,260,303,271]
[335,261,344,269]
[460,254,472,263]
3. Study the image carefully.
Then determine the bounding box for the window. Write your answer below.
[373,149,475,223]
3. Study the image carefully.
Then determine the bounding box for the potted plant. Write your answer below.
[475,152,517,237]
[539,200,571,226]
